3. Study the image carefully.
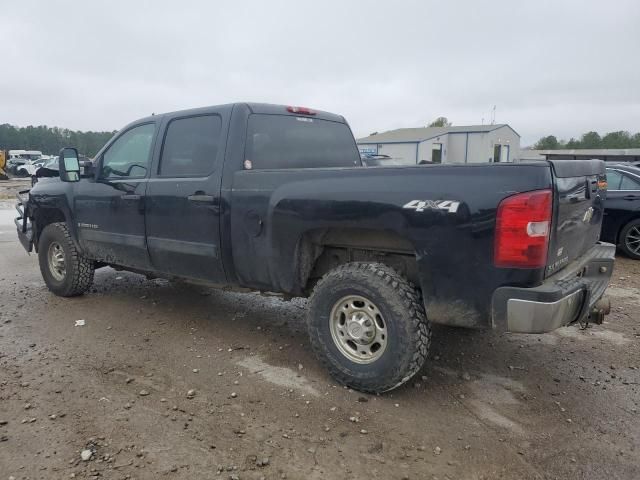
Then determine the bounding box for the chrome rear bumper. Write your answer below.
[492,242,615,333]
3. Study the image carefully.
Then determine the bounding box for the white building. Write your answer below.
[357,124,520,165]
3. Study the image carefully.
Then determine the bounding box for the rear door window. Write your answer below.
[159,115,222,177]
[245,114,361,169]
[620,173,640,190]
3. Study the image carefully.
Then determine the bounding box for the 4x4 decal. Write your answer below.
[402,200,460,213]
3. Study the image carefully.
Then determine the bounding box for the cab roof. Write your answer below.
[133,102,347,126]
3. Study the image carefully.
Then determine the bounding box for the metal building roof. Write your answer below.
[357,124,515,144]
[527,148,640,156]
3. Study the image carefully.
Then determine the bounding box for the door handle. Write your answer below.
[121,194,142,200]
[188,194,215,203]
[623,195,639,200]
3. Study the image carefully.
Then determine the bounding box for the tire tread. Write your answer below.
[307,262,431,393]
[39,222,94,296]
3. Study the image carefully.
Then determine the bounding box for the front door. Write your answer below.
[493,144,502,162]
[145,113,226,282]
[431,144,442,163]
[502,144,510,162]
[74,122,156,269]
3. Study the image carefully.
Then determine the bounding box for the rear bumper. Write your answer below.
[492,242,615,333]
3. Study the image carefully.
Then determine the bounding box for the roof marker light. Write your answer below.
[286,106,316,115]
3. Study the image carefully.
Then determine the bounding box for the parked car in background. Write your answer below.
[30,157,60,186]
[601,164,640,259]
[6,150,44,175]
[7,157,28,174]
[361,154,409,167]
[16,158,48,177]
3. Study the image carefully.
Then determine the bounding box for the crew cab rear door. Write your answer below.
[144,109,229,282]
[546,159,606,276]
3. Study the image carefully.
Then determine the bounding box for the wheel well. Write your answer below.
[33,208,66,252]
[297,228,419,294]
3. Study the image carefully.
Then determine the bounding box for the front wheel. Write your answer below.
[619,219,640,260]
[307,263,431,393]
[38,222,95,296]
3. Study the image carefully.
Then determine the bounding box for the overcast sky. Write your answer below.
[2,0,639,145]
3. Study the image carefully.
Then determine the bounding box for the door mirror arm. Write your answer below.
[79,160,96,179]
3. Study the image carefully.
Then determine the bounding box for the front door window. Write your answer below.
[101,123,155,179]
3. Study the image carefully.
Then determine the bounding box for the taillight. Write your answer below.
[286,106,316,115]
[494,189,552,268]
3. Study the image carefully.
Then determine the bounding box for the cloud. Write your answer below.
[2,0,639,145]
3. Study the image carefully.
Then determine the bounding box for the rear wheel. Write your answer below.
[38,222,95,296]
[619,219,640,260]
[307,262,431,393]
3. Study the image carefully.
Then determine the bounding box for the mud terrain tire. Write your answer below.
[38,222,94,297]
[307,262,431,393]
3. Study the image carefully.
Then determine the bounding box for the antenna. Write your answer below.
[491,105,496,125]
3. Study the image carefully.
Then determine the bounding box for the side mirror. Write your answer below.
[59,147,81,182]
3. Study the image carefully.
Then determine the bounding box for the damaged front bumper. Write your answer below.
[492,242,615,333]
[15,189,34,253]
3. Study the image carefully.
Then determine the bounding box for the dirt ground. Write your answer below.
[0,178,31,199]
[1,180,638,480]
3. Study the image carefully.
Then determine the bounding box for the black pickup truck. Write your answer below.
[15,103,615,393]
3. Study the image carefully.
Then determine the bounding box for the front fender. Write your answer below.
[28,181,81,253]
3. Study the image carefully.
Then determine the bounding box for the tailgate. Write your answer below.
[545,159,606,277]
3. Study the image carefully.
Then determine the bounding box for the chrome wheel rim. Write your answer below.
[626,226,640,255]
[329,295,387,364]
[48,241,66,281]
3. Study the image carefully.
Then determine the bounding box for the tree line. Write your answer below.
[4,122,638,156]
[0,124,116,157]
[534,130,640,150]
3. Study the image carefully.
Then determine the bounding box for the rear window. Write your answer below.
[245,114,361,169]
[620,173,640,190]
